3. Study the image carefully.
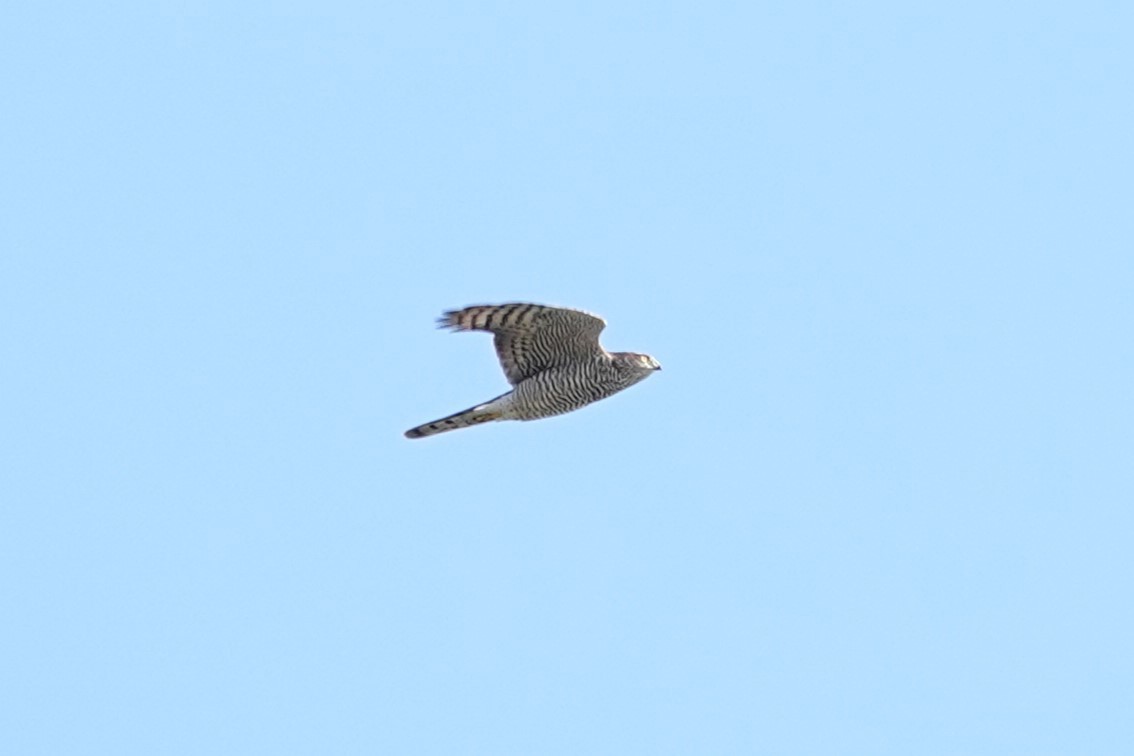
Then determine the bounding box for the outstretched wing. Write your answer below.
[439,303,607,385]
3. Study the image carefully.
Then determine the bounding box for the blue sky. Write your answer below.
[3,2,1132,754]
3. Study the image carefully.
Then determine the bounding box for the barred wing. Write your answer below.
[439,303,607,385]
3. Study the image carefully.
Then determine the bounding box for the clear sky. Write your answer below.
[3,2,1132,754]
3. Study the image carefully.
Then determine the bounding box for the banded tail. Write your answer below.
[404,402,504,439]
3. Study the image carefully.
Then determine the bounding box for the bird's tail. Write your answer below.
[404,401,505,439]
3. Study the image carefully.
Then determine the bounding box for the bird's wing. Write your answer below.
[439,303,607,385]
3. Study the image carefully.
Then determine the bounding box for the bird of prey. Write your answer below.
[405,303,661,439]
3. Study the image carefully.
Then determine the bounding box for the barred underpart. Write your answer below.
[405,303,660,439]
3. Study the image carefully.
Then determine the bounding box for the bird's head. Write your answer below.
[614,352,662,377]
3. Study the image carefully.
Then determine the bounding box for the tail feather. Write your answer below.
[404,403,504,439]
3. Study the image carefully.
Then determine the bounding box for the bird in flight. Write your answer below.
[405,303,661,439]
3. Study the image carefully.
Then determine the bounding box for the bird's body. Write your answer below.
[404,303,660,439]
